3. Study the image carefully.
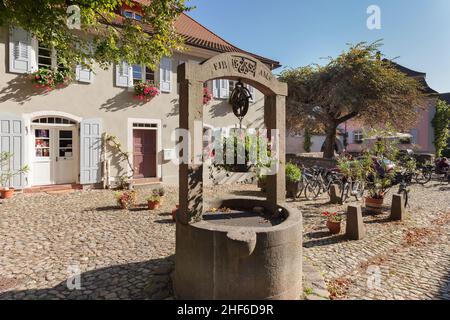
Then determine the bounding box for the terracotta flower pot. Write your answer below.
[326,220,341,234]
[148,200,161,210]
[365,196,384,214]
[119,201,129,210]
[0,188,15,199]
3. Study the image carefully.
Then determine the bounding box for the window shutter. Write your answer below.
[76,43,94,83]
[219,79,229,99]
[76,64,94,83]
[213,79,220,98]
[115,62,132,87]
[160,57,172,93]
[0,114,25,188]
[9,27,32,74]
[80,118,102,184]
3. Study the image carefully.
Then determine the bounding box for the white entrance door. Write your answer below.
[32,126,78,186]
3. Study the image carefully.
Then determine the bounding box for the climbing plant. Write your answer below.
[432,99,450,157]
[104,134,134,189]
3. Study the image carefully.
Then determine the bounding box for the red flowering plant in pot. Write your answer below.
[30,68,72,91]
[134,81,160,101]
[323,211,343,234]
[114,190,137,210]
[203,87,213,105]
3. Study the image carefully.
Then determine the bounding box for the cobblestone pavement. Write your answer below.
[0,182,449,300]
[0,186,177,300]
[297,182,450,300]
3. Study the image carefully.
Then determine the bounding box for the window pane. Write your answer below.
[35,129,49,138]
[133,64,142,80]
[135,14,142,21]
[124,11,133,18]
[59,130,72,139]
[145,67,154,82]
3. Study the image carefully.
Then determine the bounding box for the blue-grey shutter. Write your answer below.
[80,118,102,184]
[9,27,32,74]
[0,114,25,188]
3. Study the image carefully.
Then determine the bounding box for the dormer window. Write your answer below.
[124,10,142,21]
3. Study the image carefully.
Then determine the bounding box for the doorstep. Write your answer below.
[24,183,83,194]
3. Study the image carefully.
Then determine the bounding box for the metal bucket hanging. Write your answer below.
[229,80,253,128]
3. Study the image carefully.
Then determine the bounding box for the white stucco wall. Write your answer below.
[0,26,266,186]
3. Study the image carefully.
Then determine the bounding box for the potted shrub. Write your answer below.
[323,211,343,234]
[156,187,165,205]
[0,152,29,199]
[285,162,302,199]
[146,194,161,210]
[114,190,136,209]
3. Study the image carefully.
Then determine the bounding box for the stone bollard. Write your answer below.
[391,194,405,221]
[329,184,341,204]
[346,205,365,240]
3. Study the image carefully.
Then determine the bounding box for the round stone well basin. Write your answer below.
[173,199,303,300]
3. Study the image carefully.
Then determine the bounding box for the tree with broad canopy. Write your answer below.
[0,0,191,71]
[279,41,426,159]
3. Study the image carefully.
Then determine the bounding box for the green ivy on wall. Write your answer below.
[432,99,450,157]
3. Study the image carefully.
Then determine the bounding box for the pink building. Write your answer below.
[287,62,445,156]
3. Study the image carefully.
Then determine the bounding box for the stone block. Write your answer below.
[346,205,365,240]
[391,194,405,221]
[330,184,341,204]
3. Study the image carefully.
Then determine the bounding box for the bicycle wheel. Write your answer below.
[353,181,365,201]
[341,183,350,204]
[414,170,432,185]
[305,180,321,200]
[327,178,344,197]
[398,188,409,208]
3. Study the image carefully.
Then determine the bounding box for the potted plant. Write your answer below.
[285,162,302,199]
[365,175,392,214]
[134,81,160,101]
[146,194,161,210]
[323,211,343,234]
[30,67,72,91]
[0,152,29,199]
[156,187,165,205]
[114,190,136,209]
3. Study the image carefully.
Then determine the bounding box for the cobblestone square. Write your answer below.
[0,183,449,300]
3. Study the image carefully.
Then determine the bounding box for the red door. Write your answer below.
[133,130,157,179]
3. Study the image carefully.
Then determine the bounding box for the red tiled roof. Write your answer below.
[119,1,281,69]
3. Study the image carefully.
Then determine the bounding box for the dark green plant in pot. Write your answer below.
[285,162,302,199]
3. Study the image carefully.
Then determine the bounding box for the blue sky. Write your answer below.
[187,0,450,93]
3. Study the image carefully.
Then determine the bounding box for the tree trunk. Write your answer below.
[323,124,338,159]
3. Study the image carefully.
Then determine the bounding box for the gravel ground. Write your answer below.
[0,181,449,300]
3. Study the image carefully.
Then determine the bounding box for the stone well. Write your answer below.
[174,199,302,300]
[175,52,302,300]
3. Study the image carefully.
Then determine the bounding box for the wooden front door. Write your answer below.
[133,129,157,179]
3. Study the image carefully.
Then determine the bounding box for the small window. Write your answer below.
[354,131,364,144]
[35,129,50,158]
[59,130,73,158]
[124,11,133,18]
[135,13,142,21]
[38,43,52,69]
